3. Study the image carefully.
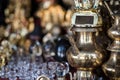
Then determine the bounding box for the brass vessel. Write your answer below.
[67,28,106,79]
[103,15,120,80]
[66,0,107,79]
[67,30,104,70]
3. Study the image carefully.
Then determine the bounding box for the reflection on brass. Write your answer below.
[0,56,5,68]
[103,15,120,79]
[67,32,104,70]
[73,0,101,9]
[37,75,50,80]
[0,40,13,68]
[66,0,105,79]
[76,71,95,80]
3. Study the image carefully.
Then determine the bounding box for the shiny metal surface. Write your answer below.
[107,15,120,52]
[66,0,106,79]
[76,71,96,80]
[107,40,120,52]
[103,15,120,79]
[0,40,13,68]
[37,75,50,80]
[71,0,103,28]
[71,10,103,28]
[0,56,5,68]
[67,31,104,70]
[73,0,101,9]
[108,16,120,40]
[103,52,120,79]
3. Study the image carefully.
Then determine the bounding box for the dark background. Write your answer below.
[0,0,120,26]
[0,0,9,26]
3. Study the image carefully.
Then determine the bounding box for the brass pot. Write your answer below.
[103,15,120,80]
[67,30,104,71]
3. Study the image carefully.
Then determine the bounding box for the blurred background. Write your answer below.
[0,0,120,80]
[0,0,119,42]
[0,0,76,43]
[0,0,74,79]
